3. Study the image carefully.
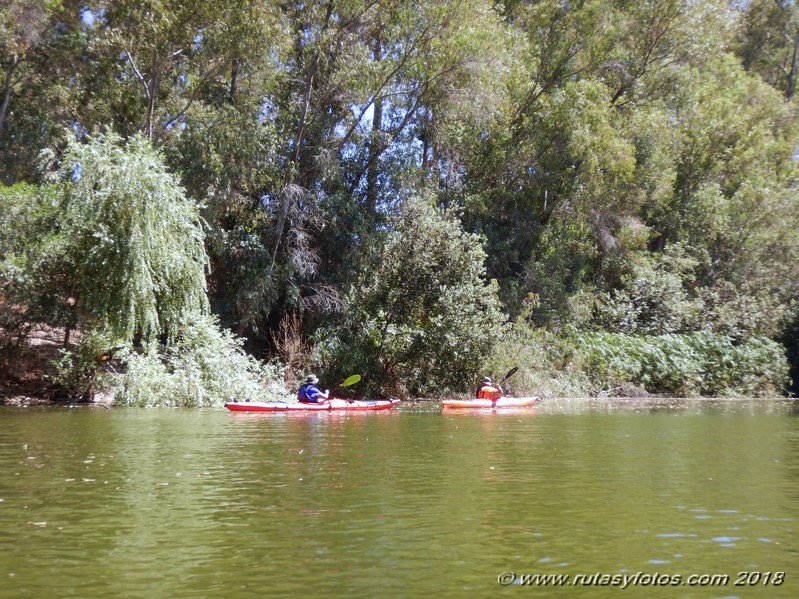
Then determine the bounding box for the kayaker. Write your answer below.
[476,376,503,400]
[298,374,330,404]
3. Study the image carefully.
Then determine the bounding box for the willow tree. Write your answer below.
[52,129,209,343]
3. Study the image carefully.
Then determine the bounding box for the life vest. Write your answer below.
[298,384,317,403]
[476,385,501,400]
[298,384,326,403]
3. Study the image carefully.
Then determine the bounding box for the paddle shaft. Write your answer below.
[497,367,518,388]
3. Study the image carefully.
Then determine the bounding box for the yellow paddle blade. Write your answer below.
[341,374,361,387]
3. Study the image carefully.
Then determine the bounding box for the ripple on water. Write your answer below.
[2,403,799,599]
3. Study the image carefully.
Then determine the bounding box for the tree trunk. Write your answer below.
[145,48,159,140]
[421,115,430,172]
[229,59,239,100]
[270,0,334,275]
[0,56,18,140]
[785,35,798,100]
[366,31,383,214]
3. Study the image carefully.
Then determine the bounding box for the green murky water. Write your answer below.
[1,399,798,598]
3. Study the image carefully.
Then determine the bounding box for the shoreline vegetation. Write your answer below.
[0,320,789,407]
[2,2,799,407]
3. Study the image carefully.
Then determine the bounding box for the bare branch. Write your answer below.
[124,48,151,101]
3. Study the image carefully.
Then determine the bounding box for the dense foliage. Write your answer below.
[1,0,798,401]
[1,131,208,343]
[574,332,789,398]
[316,198,507,396]
[53,130,210,342]
[113,315,289,407]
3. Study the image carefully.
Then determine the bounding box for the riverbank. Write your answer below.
[0,324,62,406]
[2,323,790,408]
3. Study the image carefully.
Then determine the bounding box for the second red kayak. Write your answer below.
[441,396,539,409]
[225,398,400,412]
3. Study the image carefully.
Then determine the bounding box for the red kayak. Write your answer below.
[225,398,400,412]
[441,396,539,409]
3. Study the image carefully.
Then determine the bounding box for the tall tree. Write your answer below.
[0,0,90,183]
[84,0,242,139]
[736,0,799,99]
[318,196,507,396]
[188,0,511,340]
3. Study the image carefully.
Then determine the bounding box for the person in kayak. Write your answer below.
[298,374,330,404]
[476,376,503,400]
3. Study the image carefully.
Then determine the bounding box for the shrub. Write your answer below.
[47,331,118,401]
[113,315,289,407]
[316,197,507,397]
[573,331,789,397]
[0,183,74,340]
[592,244,700,335]
[483,304,593,398]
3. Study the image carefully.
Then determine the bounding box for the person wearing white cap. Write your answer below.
[476,376,502,400]
[298,374,330,404]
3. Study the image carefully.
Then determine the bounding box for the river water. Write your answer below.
[1,399,798,598]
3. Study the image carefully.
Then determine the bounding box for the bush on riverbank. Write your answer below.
[572,332,789,397]
[113,316,290,407]
[482,314,593,399]
[4,313,791,405]
[484,313,790,398]
[316,198,507,397]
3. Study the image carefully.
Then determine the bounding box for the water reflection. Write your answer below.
[1,402,798,598]
[535,397,799,416]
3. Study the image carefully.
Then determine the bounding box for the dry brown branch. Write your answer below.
[270,312,310,383]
